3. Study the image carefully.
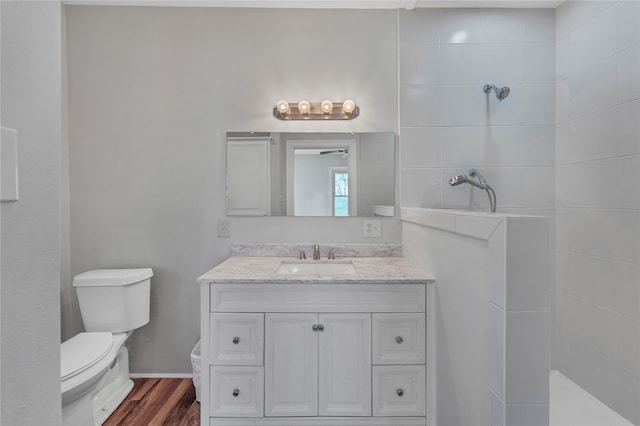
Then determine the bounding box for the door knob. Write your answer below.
[232,388,240,397]
[233,337,240,344]
[397,388,404,397]
[396,336,403,344]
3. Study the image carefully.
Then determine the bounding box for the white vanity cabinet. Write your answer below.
[200,282,431,426]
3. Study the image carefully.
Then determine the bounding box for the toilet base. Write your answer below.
[62,333,134,426]
[92,343,133,425]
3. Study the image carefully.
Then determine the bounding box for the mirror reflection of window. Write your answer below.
[331,168,349,216]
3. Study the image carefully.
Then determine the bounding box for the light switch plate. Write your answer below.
[1,127,19,202]
[218,219,231,238]
[363,219,381,238]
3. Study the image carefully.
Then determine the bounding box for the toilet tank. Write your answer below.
[73,268,153,333]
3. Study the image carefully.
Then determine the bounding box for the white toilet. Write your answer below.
[61,268,153,426]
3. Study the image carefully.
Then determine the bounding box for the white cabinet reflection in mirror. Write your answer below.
[226,137,271,216]
[225,132,395,217]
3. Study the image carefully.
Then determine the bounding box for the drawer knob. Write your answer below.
[397,388,404,397]
[232,337,240,344]
[396,336,403,344]
[232,388,240,397]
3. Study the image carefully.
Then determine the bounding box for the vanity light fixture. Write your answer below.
[273,99,359,120]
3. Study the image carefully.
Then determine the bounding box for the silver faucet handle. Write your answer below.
[328,248,339,260]
[294,248,306,259]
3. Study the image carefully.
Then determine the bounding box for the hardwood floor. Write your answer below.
[103,378,200,426]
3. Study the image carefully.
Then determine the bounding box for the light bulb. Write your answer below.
[321,100,333,114]
[298,100,310,114]
[342,99,356,114]
[276,100,290,114]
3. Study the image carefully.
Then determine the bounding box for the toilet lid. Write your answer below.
[61,332,114,381]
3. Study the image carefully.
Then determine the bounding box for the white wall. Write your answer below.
[1,1,62,424]
[64,6,398,373]
[294,154,347,216]
[555,1,640,423]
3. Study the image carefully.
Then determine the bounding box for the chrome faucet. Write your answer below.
[294,248,306,259]
[313,244,320,260]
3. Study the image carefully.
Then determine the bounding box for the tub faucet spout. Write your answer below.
[313,244,320,260]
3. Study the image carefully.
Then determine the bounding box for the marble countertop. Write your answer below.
[198,256,434,284]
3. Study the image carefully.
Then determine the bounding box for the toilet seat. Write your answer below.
[61,332,113,381]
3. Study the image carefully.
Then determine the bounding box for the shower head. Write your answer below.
[483,84,510,101]
[449,175,468,186]
[449,172,486,190]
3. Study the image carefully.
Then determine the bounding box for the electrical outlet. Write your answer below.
[218,219,231,238]
[363,219,381,238]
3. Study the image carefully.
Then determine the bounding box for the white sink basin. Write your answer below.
[276,261,357,275]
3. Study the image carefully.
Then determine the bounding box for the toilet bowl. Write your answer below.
[61,268,152,426]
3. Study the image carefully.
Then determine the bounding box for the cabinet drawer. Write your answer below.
[210,313,264,365]
[210,366,264,417]
[372,313,425,365]
[373,365,425,417]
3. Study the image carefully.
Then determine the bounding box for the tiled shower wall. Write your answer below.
[398,8,556,215]
[555,1,640,424]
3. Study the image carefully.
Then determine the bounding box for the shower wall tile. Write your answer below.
[524,9,556,43]
[617,154,640,209]
[567,107,618,163]
[399,127,442,168]
[568,57,618,119]
[523,43,556,84]
[440,44,484,84]
[439,9,482,44]
[618,43,640,103]
[481,9,523,43]
[556,2,640,424]
[568,4,617,71]
[520,84,556,125]
[556,2,570,40]
[400,86,441,127]
[523,126,555,166]
[616,210,640,265]
[617,0,640,51]
[400,168,441,208]
[482,44,524,85]
[399,8,440,44]
[556,159,618,208]
[400,43,440,86]
[400,7,556,213]
[556,37,569,82]
[618,99,640,156]
[568,1,615,32]
[506,311,550,403]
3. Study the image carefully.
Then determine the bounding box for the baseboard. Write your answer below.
[129,373,193,379]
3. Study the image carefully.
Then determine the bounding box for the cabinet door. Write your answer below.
[318,313,371,416]
[265,313,318,417]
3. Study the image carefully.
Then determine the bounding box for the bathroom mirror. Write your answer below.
[226,132,395,217]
